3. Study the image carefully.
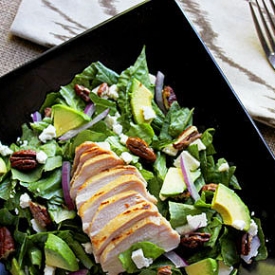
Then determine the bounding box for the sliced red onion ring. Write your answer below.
[31,111,42,122]
[164,251,188,268]
[155,71,166,113]
[61,161,75,210]
[84,102,95,117]
[59,108,109,141]
[180,154,200,201]
[241,235,261,264]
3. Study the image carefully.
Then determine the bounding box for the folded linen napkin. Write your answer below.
[10,0,275,127]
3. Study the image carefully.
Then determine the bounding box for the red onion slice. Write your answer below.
[241,235,261,264]
[164,251,188,268]
[155,71,166,113]
[180,154,200,201]
[31,111,42,122]
[61,161,75,210]
[84,103,95,117]
[59,108,109,141]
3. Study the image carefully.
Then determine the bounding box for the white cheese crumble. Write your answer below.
[44,265,55,275]
[36,151,48,164]
[176,213,208,234]
[218,162,229,172]
[232,220,246,231]
[0,142,13,156]
[248,219,258,237]
[119,133,128,145]
[39,125,56,143]
[131,248,153,269]
[162,143,178,156]
[190,138,206,151]
[19,193,31,208]
[120,151,133,164]
[96,141,111,151]
[105,112,123,135]
[142,106,156,121]
[82,242,93,254]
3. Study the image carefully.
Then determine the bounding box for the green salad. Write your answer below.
[0,46,268,275]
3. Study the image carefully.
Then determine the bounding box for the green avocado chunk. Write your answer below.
[185,258,218,275]
[130,78,155,124]
[0,157,7,175]
[44,233,79,271]
[52,104,90,137]
[211,183,251,231]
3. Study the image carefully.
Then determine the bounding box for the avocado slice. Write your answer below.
[52,104,90,137]
[0,157,7,175]
[211,183,251,231]
[160,167,186,198]
[185,258,218,275]
[44,233,79,271]
[130,78,155,124]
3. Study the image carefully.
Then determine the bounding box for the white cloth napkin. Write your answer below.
[10,0,275,127]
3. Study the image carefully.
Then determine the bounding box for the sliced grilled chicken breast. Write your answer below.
[88,190,145,238]
[75,165,146,209]
[90,199,160,262]
[70,152,124,200]
[78,173,157,232]
[99,215,181,275]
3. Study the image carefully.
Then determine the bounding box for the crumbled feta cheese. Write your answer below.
[108,84,119,100]
[149,73,156,84]
[36,151,48,164]
[30,218,45,232]
[120,133,128,145]
[113,123,123,135]
[248,219,258,237]
[131,248,153,269]
[82,242,93,254]
[44,265,55,275]
[162,144,178,156]
[176,213,208,234]
[218,162,229,172]
[14,208,19,215]
[142,106,156,121]
[105,114,118,129]
[174,150,200,171]
[96,141,111,151]
[232,220,246,231]
[0,142,13,156]
[120,152,133,164]
[19,193,31,208]
[39,125,56,143]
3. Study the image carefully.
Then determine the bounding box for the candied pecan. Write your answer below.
[157,265,172,275]
[241,232,253,256]
[74,84,91,102]
[0,226,15,259]
[44,107,52,117]
[10,149,37,171]
[181,232,211,249]
[173,126,202,150]
[29,201,52,228]
[201,183,218,192]
[96,83,109,98]
[126,137,156,162]
[162,86,177,110]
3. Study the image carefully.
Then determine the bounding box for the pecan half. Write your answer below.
[162,86,177,110]
[157,265,172,275]
[241,232,253,256]
[96,83,109,98]
[180,232,211,249]
[0,226,15,259]
[126,137,156,162]
[74,84,91,102]
[173,126,202,150]
[201,183,218,192]
[10,149,37,171]
[44,107,52,117]
[29,201,52,228]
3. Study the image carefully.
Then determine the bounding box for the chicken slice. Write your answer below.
[75,165,146,209]
[70,152,124,200]
[90,199,160,262]
[78,174,157,233]
[99,215,180,275]
[88,190,144,238]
